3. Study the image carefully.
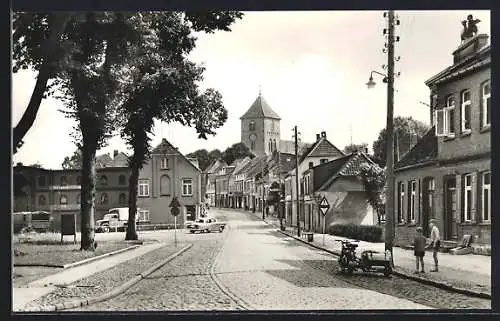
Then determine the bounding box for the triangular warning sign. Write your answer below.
[169,197,180,208]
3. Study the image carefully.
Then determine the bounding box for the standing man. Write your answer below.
[428,219,441,272]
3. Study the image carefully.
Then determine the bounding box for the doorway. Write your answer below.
[443,176,458,240]
[422,177,435,237]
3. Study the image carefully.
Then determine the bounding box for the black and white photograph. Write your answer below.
[11,9,492,312]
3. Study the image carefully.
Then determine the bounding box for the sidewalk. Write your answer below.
[236,208,491,298]
[12,242,166,311]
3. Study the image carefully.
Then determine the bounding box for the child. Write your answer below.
[413,226,426,274]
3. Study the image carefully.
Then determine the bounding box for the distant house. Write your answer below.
[303,151,379,233]
[215,164,236,208]
[394,33,491,247]
[205,160,227,207]
[136,138,202,225]
[13,150,130,231]
[228,157,253,208]
[284,131,345,229]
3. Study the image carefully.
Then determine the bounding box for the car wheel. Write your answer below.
[205,229,210,233]
[101,226,110,233]
[219,226,224,233]
[190,230,194,234]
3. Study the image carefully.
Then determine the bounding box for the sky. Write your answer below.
[12,10,491,169]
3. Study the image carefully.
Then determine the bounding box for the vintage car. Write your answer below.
[186,217,226,233]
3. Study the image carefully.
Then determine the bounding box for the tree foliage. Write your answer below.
[222,142,255,165]
[62,149,83,169]
[372,116,430,167]
[357,162,386,225]
[186,149,212,172]
[343,142,368,154]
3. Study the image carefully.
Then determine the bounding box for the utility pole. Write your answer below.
[294,126,301,237]
[384,10,396,264]
[261,159,265,220]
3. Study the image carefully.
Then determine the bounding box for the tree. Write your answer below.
[208,149,223,163]
[357,162,386,225]
[222,142,255,165]
[372,116,430,167]
[186,149,211,172]
[13,13,149,250]
[117,12,241,241]
[29,163,43,168]
[12,13,74,154]
[343,142,368,154]
[61,149,83,169]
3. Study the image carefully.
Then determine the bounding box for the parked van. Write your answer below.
[96,207,139,233]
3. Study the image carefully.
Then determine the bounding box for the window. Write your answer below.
[100,193,109,204]
[38,195,46,206]
[119,175,126,185]
[397,182,405,223]
[461,90,471,132]
[269,139,273,153]
[435,97,455,137]
[308,162,313,168]
[161,157,169,169]
[160,175,171,195]
[271,121,275,131]
[482,172,491,222]
[60,195,68,205]
[76,193,81,204]
[463,174,472,222]
[76,176,81,185]
[182,178,193,196]
[409,181,416,222]
[320,159,328,164]
[249,121,256,131]
[250,141,255,150]
[38,176,46,187]
[273,139,277,151]
[100,175,108,185]
[138,180,150,197]
[138,209,150,222]
[60,176,67,186]
[482,81,491,127]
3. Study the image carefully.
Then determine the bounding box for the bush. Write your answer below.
[328,223,383,242]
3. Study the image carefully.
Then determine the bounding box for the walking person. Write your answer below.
[413,227,426,274]
[428,219,441,272]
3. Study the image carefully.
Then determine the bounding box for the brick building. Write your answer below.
[394,33,491,247]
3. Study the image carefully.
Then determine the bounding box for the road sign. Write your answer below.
[171,207,180,216]
[319,196,330,216]
[169,197,180,208]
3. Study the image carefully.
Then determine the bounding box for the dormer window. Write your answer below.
[461,90,471,133]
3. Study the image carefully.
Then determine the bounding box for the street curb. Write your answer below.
[14,244,142,269]
[26,243,193,312]
[276,229,491,300]
[208,224,253,310]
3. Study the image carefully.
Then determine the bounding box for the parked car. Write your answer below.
[96,208,138,233]
[186,217,226,233]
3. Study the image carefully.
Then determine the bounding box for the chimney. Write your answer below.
[321,131,326,138]
[316,134,321,141]
[113,150,119,158]
[453,33,488,64]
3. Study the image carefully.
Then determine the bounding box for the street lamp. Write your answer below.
[366,10,397,266]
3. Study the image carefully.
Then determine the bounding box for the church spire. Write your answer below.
[258,85,262,97]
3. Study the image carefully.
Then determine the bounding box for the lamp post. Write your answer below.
[366,10,399,265]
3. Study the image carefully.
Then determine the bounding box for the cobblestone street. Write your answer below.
[75,209,490,311]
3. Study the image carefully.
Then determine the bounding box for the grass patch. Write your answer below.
[13,237,134,267]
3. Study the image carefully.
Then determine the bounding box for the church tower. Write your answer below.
[240,92,281,157]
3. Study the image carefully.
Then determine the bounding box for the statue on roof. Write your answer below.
[461,14,481,43]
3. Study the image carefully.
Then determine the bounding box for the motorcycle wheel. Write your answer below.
[384,265,392,277]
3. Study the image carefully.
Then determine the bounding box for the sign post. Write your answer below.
[319,196,330,247]
[170,197,181,247]
[60,213,77,244]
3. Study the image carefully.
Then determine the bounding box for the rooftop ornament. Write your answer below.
[461,14,481,43]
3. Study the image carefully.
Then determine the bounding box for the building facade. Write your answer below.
[137,138,202,225]
[394,33,491,247]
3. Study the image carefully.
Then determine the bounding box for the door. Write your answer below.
[422,177,435,237]
[443,176,458,240]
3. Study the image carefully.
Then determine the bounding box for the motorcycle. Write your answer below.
[336,239,393,277]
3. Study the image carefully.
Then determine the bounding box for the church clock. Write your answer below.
[249,133,257,142]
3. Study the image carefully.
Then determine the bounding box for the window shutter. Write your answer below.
[456,175,463,223]
[471,172,477,223]
[417,179,421,224]
[406,181,411,222]
[435,109,444,136]
[479,87,484,129]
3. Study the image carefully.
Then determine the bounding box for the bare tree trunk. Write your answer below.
[13,13,73,154]
[80,139,97,251]
[126,162,139,241]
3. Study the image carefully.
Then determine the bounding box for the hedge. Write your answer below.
[328,223,383,242]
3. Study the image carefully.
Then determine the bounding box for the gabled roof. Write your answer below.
[233,157,253,175]
[266,151,296,174]
[395,127,438,171]
[95,152,129,168]
[151,138,201,172]
[206,159,228,174]
[244,155,268,178]
[240,95,281,120]
[298,136,345,164]
[318,151,377,191]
